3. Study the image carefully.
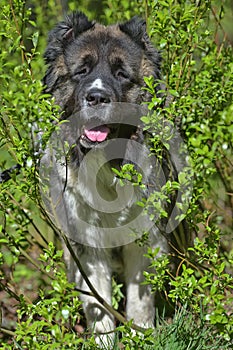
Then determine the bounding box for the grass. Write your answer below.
[107,307,232,350]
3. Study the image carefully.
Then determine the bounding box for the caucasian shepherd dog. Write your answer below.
[42,11,174,347]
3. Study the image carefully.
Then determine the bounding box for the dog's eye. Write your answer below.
[115,70,130,81]
[73,67,89,78]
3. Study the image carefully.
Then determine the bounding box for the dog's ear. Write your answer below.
[43,12,93,105]
[44,12,94,63]
[119,16,158,53]
[119,16,161,66]
[57,12,94,42]
[120,16,161,86]
[119,17,147,46]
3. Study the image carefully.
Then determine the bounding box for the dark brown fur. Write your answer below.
[44,13,161,116]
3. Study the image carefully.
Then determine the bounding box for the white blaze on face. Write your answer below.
[90,78,104,90]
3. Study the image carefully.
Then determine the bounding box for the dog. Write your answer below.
[42,11,172,347]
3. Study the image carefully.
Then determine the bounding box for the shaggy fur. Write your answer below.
[43,12,170,347]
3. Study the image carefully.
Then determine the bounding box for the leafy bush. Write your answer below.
[15,243,86,350]
[0,0,232,349]
[141,0,233,343]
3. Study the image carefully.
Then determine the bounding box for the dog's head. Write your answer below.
[44,12,161,149]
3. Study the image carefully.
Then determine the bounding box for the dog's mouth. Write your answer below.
[79,124,136,149]
[84,125,110,142]
[80,124,110,148]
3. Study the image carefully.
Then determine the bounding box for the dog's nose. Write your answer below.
[86,90,111,106]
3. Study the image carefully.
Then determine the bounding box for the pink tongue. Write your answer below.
[84,125,110,142]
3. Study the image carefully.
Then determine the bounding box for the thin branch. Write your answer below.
[61,231,147,333]
[0,327,15,337]
[40,205,148,332]
[2,227,53,281]
[0,281,21,302]
[5,190,49,247]
[211,5,232,47]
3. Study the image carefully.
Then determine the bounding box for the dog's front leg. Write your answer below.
[123,243,155,329]
[66,245,115,348]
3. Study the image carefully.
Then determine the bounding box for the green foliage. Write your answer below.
[111,277,124,310]
[143,247,170,293]
[117,306,230,349]
[139,0,233,344]
[14,243,85,350]
[0,0,233,349]
[144,225,233,341]
[146,0,232,188]
[112,163,146,189]
[103,0,145,23]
